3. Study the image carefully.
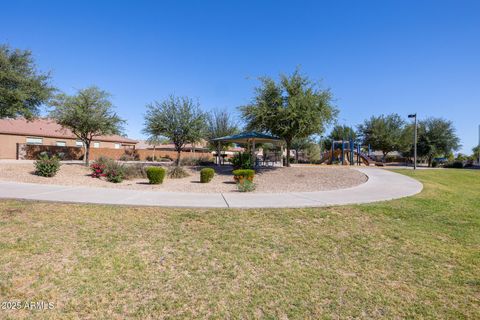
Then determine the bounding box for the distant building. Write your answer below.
[0,118,137,159]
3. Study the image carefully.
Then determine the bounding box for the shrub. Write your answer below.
[119,150,140,161]
[445,161,464,169]
[91,156,114,178]
[180,156,215,166]
[232,169,255,183]
[104,161,126,183]
[231,152,254,169]
[124,164,147,179]
[34,154,61,177]
[237,179,256,192]
[90,162,106,178]
[200,168,215,183]
[168,166,190,179]
[95,156,114,167]
[146,155,173,162]
[146,166,166,184]
[431,161,438,168]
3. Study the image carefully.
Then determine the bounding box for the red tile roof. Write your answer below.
[0,118,138,144]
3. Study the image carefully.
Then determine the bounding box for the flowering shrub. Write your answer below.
[90,163,106,178]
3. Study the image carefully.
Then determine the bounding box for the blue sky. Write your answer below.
[1,0,479,153]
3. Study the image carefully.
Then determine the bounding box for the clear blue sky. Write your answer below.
[1,0,479,153]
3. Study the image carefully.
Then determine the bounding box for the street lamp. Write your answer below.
[408,113,417,170]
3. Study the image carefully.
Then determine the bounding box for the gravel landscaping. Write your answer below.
[0,162,367,193]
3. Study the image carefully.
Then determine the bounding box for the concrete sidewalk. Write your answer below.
[0,168,422,208]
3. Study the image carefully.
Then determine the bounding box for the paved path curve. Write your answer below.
[0,168,422,208]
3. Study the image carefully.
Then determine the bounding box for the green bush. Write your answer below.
[431,161,438,168]
[34,154,61,177]
[200,168,215,183]
[232,169,255,183]
[146,166,166,184]
[231,152,254,169]
[237,179,256,192]
[445,161,464,169]
[104,161,126,183]
[168,166,190,179]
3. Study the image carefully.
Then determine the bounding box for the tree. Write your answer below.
[415,118,460,167]
[146,134,169,161]
[473,146,480,163]
[0,44,55,119]
[240,69,337,166]
[324,124,357,150]
[206,109,238,165]
[50,86,125,166]
[143,95,207,166]
[291,137,311,163]
[358,114,405,161]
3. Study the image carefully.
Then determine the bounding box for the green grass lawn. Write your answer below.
[0,169,479,319]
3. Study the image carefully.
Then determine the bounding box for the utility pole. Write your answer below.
[408,113,417,170]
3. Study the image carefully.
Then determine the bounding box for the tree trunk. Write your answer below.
[295,149,299,163]
[85,143,91,166]
[216,146,222,165]
[382,152,387,163]
[152,145,156,161]
[428,156,433,167]
[175,150,181,166]
[286,142,291,167]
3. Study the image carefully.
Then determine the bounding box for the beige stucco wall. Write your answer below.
[0,134,133,159]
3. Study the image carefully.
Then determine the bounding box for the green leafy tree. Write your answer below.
[240,69,337,166]
[0,44,55,119]
[291,137,311,163]
[146,134,169,161]
[415,118,460,167]
[358,114,405,161]
[324,124,357,150]
[144,95,207,166]
[473,146,480,162]
[206,109,239,164]
[50,86,125,166]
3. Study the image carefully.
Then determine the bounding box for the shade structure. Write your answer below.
[211,131,283,167]
[211,131,282,144]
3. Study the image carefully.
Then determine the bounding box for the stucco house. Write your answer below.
[0,118,137,159]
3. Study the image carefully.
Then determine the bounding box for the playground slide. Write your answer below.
[357,152,375,166]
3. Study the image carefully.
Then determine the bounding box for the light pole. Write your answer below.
[408,113,417,170]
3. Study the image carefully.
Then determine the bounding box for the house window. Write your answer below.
[114,143,121,149]
[93,142,100,148]
[56,141,66,147]
[26,137,43,145]
[76,140,84,147]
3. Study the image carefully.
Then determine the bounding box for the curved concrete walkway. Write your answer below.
[0,168,422,208]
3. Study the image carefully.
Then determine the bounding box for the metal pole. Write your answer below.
[414,116,417,170]
[341,140,344,165]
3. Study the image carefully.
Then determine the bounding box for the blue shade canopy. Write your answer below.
[211,131,282,144]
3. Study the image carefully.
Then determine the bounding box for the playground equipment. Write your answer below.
[319,139,376,166]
